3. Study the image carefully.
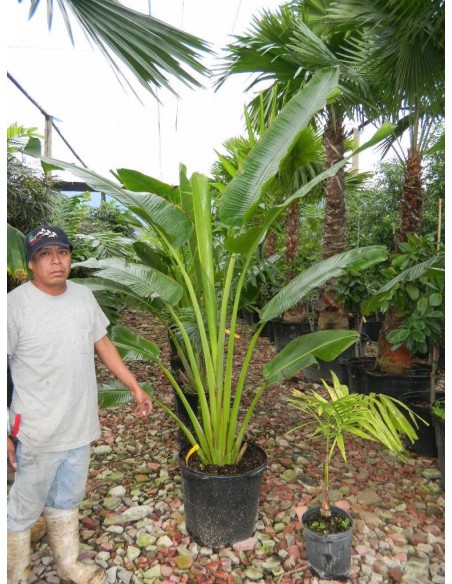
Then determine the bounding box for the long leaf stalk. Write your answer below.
[228,322,266,461]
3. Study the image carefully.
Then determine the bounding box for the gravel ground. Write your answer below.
[17,311,445,584]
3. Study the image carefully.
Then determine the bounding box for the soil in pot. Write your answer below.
[178,442,267,548]
[302,505,353,580]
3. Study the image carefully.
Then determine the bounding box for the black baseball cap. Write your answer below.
[25,225,73,262]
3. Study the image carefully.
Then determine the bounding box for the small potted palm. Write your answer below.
[287,372,420,579]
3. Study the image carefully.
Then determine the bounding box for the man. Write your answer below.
[7,225,153,584]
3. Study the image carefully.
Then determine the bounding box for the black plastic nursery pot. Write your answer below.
[178,442,267,548]
[302,505,354,580]
[303,335,368,384]
[345,357,432,399]
[432,410,445,489]
[271,318,312,351]
[400,391,442,457]
[345,357,375,393]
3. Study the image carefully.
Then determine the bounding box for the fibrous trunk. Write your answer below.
[318,106,348,330]
[377,147,423,374]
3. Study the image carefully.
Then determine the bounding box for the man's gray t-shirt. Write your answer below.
[7,280,109,453]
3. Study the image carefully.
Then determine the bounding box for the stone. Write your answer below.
[174,554,193,569]
[126,546,141,561]
[142,564,162,579]
[93,445,112,455]
[121,506,152,522]
[233,537,257,552]
[244,566,264,580]
[136,532,156,548]
[102,497,122,510]
[356,489,382,505]
[156,535,173,547]
[108,485,127,497]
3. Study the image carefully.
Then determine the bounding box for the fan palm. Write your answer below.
[16,0,210,96]
[325,0,445,373]
[217,0,377,330]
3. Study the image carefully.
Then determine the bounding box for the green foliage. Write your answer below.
[287,372,421,515]
[363,233,445,354]
[432,399,445,421]
[23,0,210,97]
[7,133,57,235]
[37,68,390,467]
[336,268,384,317]
[347,141,445,250]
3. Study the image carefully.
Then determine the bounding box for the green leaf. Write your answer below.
[406,284,419,301]
[264,330,359,384]
[110,325,160,361]
[220,66,340,226]
[39,157,193,247]
[261,246,387,322]
[7,224,28,281]
[429,293,443,307]
[74,257,183,305]
[116,169,179,202]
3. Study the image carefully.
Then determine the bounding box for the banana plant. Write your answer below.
[39,66,392,465]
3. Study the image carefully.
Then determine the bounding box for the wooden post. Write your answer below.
[44,115,53,178]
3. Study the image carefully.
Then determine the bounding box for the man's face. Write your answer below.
[28,245,71,295]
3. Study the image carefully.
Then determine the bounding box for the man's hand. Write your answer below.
[7,436,17,470]
[132,386,153,418]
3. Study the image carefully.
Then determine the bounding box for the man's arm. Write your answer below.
[7,436,17,470]
[94,335,153,417]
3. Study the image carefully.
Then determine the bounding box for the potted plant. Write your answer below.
[287,372,421,579]
[40,67,392,548]
[347,234,444,399]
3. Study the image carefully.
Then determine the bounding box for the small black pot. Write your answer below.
[271,318,312,351]
[302,505,354,580]
[178,442,267,548]
[400,391,441,457]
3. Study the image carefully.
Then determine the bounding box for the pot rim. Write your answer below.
[178,441,267,478]
[301,504,354,534]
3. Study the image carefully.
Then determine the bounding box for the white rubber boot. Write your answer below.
[7,528,31,584]
[43,507,106,584]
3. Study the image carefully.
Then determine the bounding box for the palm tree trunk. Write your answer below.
[323,106,347,260]
[318,106,348,330]
[377,147,423,374]
[264,231,277,259]
[285,201,300,283]
[396,147,423,246]
[375,307,412,375]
